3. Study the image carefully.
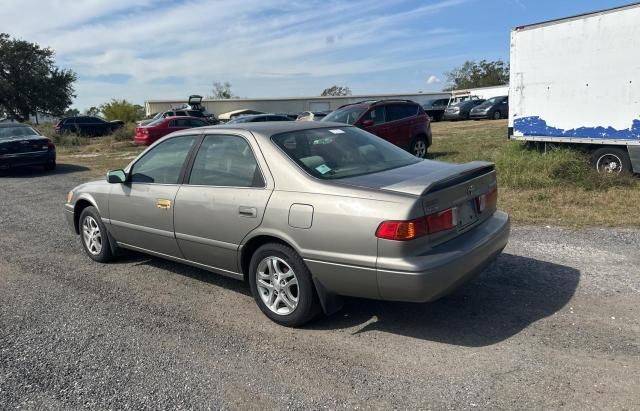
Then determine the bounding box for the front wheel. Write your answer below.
[492,111,502,120]
[591,147,632,175]
[248,243,320,327]
[411,136,428,158]
[79,206,114,263]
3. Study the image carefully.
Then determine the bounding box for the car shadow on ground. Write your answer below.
[309,253,580,347]
[1,163,90,177]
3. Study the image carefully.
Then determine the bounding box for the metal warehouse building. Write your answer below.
[144,85,508,117]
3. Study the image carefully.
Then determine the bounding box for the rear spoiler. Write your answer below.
[423,162,495,195]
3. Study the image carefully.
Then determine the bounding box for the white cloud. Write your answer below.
[0,0,469,108]
[427,75,442,84]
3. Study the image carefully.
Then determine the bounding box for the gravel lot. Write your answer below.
[1,165,639,410]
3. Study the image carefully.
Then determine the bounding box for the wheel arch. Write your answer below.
[72,195,100,234]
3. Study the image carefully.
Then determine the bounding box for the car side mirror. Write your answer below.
[107,169,127,184]
[361,119,374,127]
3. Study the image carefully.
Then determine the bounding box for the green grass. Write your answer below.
[38,119,640,227]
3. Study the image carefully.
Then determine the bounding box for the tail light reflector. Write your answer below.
[477,188,498,212]
[46,139,55,150]
[425,208,457,234]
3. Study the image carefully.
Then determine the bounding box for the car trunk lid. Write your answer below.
[0,135,51,155]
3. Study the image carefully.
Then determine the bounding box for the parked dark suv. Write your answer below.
[55,116,124,136]
[322,100,432,158]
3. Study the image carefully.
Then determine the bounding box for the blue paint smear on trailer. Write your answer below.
[514,116,640,140]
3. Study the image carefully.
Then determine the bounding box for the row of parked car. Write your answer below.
[422,96,509,121]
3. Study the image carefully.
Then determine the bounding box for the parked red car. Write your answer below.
[134,116,209,145]
[321,99,432,158]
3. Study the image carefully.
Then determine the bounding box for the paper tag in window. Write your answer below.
[328,129,345,134]
[315,164,331,174]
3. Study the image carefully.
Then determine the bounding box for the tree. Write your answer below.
[0,33,77,122]
[64,108,80,117]
[321,85,352,96]
[211,81,234,99]
[100,99,143,122]
[85,106,101,117]
[444,60,509,91]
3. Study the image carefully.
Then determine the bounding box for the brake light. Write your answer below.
[476,188,498,212]
[376,207,458,241]
[376,218,427,241]
[46,139,55,151]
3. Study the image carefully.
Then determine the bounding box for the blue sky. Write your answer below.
[0,0,634,109]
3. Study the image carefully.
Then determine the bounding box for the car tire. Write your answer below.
[410,136,428,158]
[79,206,114,263]
[591,147,632,175]
[248,243,320,327]
[44,160,56,171]
[493,111,502,120]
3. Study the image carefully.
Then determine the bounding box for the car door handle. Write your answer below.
[238,206,257,218]
[156,199,172,209]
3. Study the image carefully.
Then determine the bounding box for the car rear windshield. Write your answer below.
[0,126,40,139]
[272,127,421,180]
[322,107,366,124]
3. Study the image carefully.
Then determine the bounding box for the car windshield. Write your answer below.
[0,126,40,139]
[272,126,421,180]
[321,107,366,124]
[480,97,502,106]
[227,116,253,124]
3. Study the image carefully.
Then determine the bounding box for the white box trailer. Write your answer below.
[508,3,640,174]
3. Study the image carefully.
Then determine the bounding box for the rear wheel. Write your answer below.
[591,147,632,175]
[248,243,320,327]
[411,136,428,158]
[79,206,114,263]
[44,160,56,171]
[492,111,502,120]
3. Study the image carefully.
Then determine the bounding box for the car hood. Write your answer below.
[336,160,495,196]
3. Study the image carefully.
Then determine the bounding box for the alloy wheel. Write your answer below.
[413,140,427,158]
[256,256,299,315]
[82,216,103,255]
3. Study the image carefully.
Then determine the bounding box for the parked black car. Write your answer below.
[55,116,124,136]
[443,99,486,121]
[422,98,450,122]
[469,96,509,120]
[0,124,56,171]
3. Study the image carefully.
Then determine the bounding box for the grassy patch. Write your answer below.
[430,120,640,226]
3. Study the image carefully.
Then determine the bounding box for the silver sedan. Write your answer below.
[64,122,510,326]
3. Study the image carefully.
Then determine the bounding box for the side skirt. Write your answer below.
[116,242,245,281]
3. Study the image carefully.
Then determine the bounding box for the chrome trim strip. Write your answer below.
[304,258,377,272]
[109,219,174,238]
[116,242,244,280]
[511,135,640,146]
[175,232,238,250]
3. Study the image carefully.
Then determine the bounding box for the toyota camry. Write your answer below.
[64,122,510,326]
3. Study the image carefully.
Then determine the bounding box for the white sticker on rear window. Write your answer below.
[315,164,331,174]
[328,129,345,134]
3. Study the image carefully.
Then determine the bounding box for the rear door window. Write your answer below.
[385,104,417,122]
[188,135,264,187]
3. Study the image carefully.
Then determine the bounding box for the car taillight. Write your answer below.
[376,207,458,241]
[425,208,457,234]
[476,188,498,213]
[47,139,55,150]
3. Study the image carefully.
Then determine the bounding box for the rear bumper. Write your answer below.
[376,211,510,302]
[0,151,55,169]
